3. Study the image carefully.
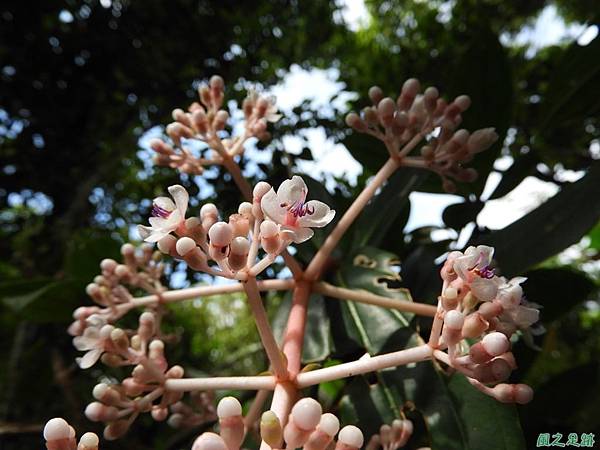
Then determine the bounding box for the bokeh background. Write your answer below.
[1,1,599,449]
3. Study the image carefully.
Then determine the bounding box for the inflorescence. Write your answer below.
[44,76,540,450]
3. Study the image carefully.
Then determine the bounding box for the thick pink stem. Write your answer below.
[282,281,312,378]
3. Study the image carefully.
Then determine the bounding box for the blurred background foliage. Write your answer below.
[1,0,599,449]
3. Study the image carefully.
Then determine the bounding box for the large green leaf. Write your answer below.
[352,169,423,248]
[272,292,331,363]
[336,247,414,354]
[523,267,597,322]
[475,162,600,276]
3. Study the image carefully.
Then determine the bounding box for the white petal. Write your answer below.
[277,176,307,205]
[77,348,103,369]
[298,201,335,228]
[168,185,189,216]
[510,306,539,328]
[470,277,498,302]
[149,210,182,232]
[288,226,314,243]
[73,335,98,351]
[475,245,494,267]
[153,196,175,211]
[453,257,471,281]
[144,230,169,243]
[261,188,286,224]
[137,225,153,240]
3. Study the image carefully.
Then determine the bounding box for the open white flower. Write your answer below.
[138,185,188,243]
[453,245,498,301]
[260,176,335,243]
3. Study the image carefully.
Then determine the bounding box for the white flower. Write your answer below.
[260,176,335,243]
[138,185,188,243]
[73,323,114,369]
[453,245,498,301]
[496,277,526,310]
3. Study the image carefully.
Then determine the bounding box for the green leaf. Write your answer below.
[541,35,600,129]
[65,230,121,281]
[353,169,423,248]
[335,247,414,354]
[445,374,526,450]
[272,292,331,363]
[522,268,597,322]
[474,162,600,276]
[442,200,484,230]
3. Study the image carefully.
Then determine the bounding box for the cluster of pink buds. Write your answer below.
[138,176,335,279]
[432,245,539,403]
[69,243,165,337]
[43,418,99,450]
[364,419,414,450]
[151,75,280,175]
[346,79,498,192]
[191,396,364,450]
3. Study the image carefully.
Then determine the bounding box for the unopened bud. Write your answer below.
[462,312,489,339]
[260,411,283,449]
[368,86,384,105]
[192,432,228,450]
[103,419,130,441]
[78,432,99,450]
[336,425,364,450]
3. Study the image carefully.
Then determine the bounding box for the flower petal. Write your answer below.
[73,335,98,351]
[138,225,153,240]
[470,277,498,302]
[261,188,286,223]
[168,185,189,216]
[288,226,314,243]
[153,196,175,211]
[77,348,104,369]
[277,176,307,205]
[298,200,335,228]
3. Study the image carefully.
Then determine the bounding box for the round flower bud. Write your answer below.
[514,384,534,404]
[260,220,279,238]
[85,283,100,297]
[157,234,177,254]
[103,419,130,441]
[192,432,228,450]
[200,203,218,220]
[120,243,135,256]
[462,312,488,339]
[238,202,253,217]
[99,324,114,340]
[217,396,242,418]
[253,182,271,201]
[139,312,155,325]
[92,383,108,400]
[291,398,322,431]
[44,418,71,441]
[208,222,233,247]
[176,237,197,256]
[318,413,340,436]
[338,425,364,448]
[345,112,366,131]
[85,402,119,422]
[454,95,471,111]
[444,310,464,330]
[478,302,503,320]
[368,86,384,104]
[377,98,396,127]
[230,237,250,256]
[79,432,100,448]
[114,264,130,278]
[210,75,224,90]
[481,332,510,357]
[100,258,117,272]
[152,408,169,422]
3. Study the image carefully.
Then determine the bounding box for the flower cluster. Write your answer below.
[364,419,414,450]
[68,243,166,337]
[138,176,334,279]
[346,79,498,192]
[151,76,280,175]
[434,245,539,402]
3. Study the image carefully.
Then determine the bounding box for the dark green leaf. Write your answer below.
[442,200,484,230]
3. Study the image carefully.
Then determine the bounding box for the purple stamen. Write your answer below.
[281,200,314,218]
[477,265,495,279]
[151,204,171,218]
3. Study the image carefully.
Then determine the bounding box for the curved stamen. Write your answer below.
[151,204,171,218]
[476,265,495,279]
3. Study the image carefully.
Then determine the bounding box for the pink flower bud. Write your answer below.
[192,432,228,450]
[462,312,489,339]
[228,214,250,238]
[345,112,367,131]
[454,95,471,112]
[238,202,253,217]
[397,78,420,111]
[192,109,209,134]
[152,407,169,422]
[78,432,99,450]
[85,402,119,422]
[468,128,498,153]
[442,310,464,346]
[176,237,197,256]
[44,418,71,441]
[208,222,233,254]
[478,302,503,320]
[482,332,510,356]
[103,419,130,440]
[291,398,322,431]
[368,86,384,104]
[253,182,272,202]
[474,358,512,383]
[217,397,244,450]
[210,75,224,90]
[157,234,177,255]
[336,425,364,450]
[122,377,145,397]
[377,98,396,128]
[100,258,117,273]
